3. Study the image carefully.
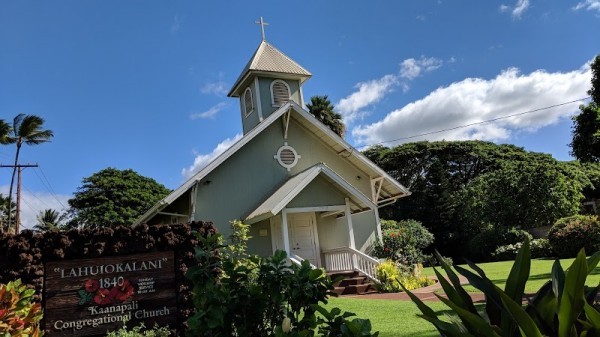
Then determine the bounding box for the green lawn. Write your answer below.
[327,257,600,337]
[422,257,600,293]
[325,297,445,337]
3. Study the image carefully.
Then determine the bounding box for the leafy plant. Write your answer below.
[372,219,434,265]
[0,279,43,337]
[492,238,553,261]
[374,260,433,293]
[106,322,171,337]
[548,214,600,258]
[186,222,378,337]
[403,239,600,337]
[468,226,532,261]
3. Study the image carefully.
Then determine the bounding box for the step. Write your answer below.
[337,276,369,287]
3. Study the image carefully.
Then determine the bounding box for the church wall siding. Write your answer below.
[286,119,373,198]
[287,176,346,208]
[193,121,288,241]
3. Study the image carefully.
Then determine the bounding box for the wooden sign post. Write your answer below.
[44,251,177,337]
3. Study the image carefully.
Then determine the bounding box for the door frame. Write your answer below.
[274,208,323,268]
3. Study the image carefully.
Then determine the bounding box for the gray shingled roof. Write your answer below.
[228,41,312,97]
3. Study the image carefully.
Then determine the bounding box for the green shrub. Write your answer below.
[468,226,532,261]
[0,279,43,337]
[548,214,600,258]
[372,219,434,265]
[186,222,378,337]
[106,323,171,337]
[404,241,600,337]
[374,260,434,293]
[491,238,554,261]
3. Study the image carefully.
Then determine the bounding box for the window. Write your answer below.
[274,143,300,171]
[270,80,290,107]
[243,88,254,116]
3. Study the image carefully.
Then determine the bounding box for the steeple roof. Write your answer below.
[228,41,312,97]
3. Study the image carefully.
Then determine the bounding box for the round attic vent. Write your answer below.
[275,143,300,171]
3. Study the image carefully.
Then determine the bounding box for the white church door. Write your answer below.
[288,213,320,267]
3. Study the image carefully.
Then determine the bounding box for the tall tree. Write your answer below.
[571,55,600,162]
[306,95,346,138]
[0,119,10,144]
[34,209,67,232]
[3,114,54,232]
[0,194,16,232]
[68,168,171,228]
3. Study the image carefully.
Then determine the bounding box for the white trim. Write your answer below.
[253,77,263,121]
[190,182,198,221]
[299,80,305,109]
[285,205,346,214]
[282,208,290,255]
[274,143,301,171]
[244,163,377,224]
[134,101,409,226]
[242,87,254,117]
[157,211,189,218]
[374,208,383,245]
[270,79,291,107]
[345,198,356,250]
[287,212,321,268]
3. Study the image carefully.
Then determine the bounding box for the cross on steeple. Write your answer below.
[255,16,269,41]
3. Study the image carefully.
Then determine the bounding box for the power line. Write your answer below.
[354,97,590,149]
[33,167,67,209]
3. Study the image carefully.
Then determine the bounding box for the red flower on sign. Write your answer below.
[109,280,134,302]
[93,289,112,305]
[85,279,100,293]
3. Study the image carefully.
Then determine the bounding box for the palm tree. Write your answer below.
[34,209,67,232]
[0,194,16,232]
[0,119,10,144]
[306,95,346,138]
[5,114,54,232]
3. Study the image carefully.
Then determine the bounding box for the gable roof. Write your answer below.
[245,163,377,224]
[228,41,312,97]
[134,101,410,226]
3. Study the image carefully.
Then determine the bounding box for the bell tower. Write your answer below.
[227,18,312,134]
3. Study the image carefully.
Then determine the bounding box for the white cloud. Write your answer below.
[0,185,70,231]
[500,0,531,19]
[170,15,180,33]
[336,75,398,124]
[200,81,228,96]
[181,134,243,179]
[352,64,591,147]
[400,56,443,80]
[573,0,600,13]
[190,102,228,120]
[336,56,444,124]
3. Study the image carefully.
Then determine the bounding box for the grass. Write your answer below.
[326,257,600,336]
[325,297,447,337]
[422,257,600,293]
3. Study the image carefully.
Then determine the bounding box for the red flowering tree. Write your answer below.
[372,219,434,266]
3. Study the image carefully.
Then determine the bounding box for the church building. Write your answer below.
[135,25,410,279]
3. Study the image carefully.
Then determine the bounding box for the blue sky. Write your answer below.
[1,0,599,228]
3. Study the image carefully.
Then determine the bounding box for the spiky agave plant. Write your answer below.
[403,239,600,337]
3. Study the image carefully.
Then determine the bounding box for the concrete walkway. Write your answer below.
[342,274,486,302]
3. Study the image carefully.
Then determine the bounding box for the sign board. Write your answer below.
[44,251,177,337]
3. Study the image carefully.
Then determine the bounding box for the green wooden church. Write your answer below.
[135,30,410,281]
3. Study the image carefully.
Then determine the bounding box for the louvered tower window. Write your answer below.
[243,88,254,116]
[270,80,291,107]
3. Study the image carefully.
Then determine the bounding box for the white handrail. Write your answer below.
[322,247,379,283]
[288,252,317,269]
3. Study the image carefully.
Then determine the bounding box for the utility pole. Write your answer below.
[0,163,38,233]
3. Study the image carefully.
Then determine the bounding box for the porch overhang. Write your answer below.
[244,163,376,224]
